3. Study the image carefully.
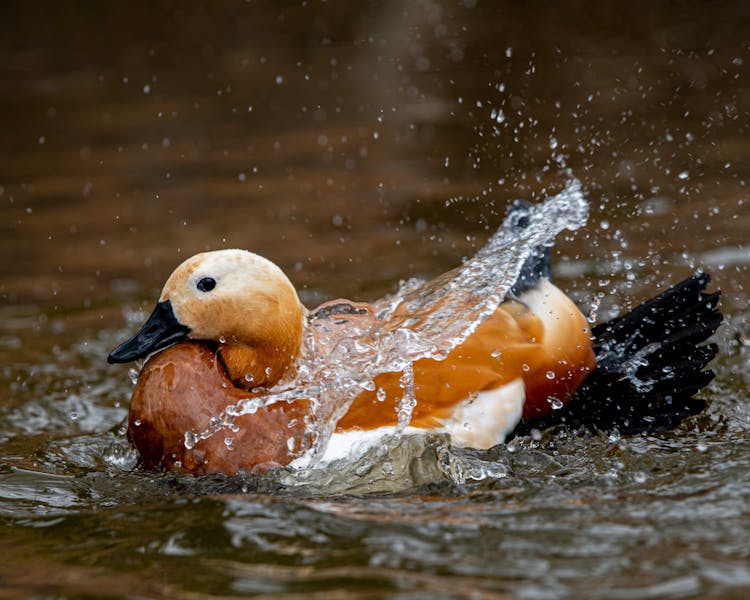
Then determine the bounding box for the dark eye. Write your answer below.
[197,277,216,292]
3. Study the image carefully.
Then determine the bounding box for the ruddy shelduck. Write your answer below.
[109,208,722,475]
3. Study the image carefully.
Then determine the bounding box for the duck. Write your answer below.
[108,204,722,476]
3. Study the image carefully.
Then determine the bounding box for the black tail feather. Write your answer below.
[512,273,722,437]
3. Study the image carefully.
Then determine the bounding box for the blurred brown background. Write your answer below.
[1,0,748,323]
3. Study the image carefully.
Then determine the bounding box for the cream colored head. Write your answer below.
[108,249,305,388]
[160,249,305,351]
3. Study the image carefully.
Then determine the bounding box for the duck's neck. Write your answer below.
[218,342,296,389]
[217,309,306,389]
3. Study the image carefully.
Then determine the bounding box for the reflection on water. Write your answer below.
[2,1,750,598]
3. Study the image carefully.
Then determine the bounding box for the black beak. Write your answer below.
[108,300,191,364]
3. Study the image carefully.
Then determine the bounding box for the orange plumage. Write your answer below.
[109,240,721,474]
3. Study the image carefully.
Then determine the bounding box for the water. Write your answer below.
[2,2,750,598]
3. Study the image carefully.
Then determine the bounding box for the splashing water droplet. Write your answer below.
[545,370,556,380]
[184,431,198,450]
[396,363,416,430]
[587,294,602,324]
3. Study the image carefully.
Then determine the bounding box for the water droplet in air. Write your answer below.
[224,436,234,449]
[184,432,198,449]
[376,388,387,402]
[490,108,505,123]
[677,170,689,180]
[545,371,556,380]
[551,399,564,410]
[133,419,141,427]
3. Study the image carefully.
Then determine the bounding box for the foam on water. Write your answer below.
[186,178,589,467]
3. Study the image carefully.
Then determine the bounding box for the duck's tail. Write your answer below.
[513,273,722,436]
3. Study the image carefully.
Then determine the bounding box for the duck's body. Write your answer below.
[110,205,721,476]
[126,273,595,474]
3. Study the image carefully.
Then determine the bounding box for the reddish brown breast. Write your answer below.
[129,342,310,475]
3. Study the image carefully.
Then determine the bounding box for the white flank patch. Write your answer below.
[291,379,526,469]
[439,378,526,449]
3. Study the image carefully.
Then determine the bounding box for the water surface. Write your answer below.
[2,2,750,598]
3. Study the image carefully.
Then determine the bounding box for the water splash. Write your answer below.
[187,178,588,466]
[274,434,512,494]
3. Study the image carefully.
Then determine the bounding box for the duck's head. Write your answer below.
[108,249,306,388]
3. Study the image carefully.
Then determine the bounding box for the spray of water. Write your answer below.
[184,178,589,467]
